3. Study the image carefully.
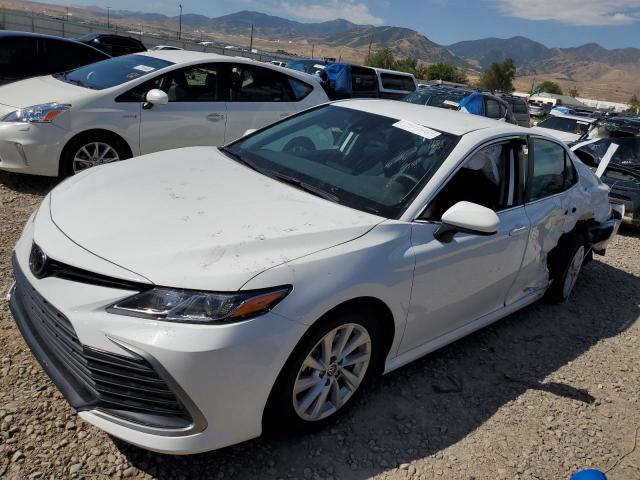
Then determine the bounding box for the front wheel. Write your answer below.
[264,311,381,433]
[60,133,130,177]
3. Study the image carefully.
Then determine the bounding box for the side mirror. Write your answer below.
[243,128,257,137]
[143,89,168,109]
[434,201,500,241]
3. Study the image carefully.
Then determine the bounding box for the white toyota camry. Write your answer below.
[9,101,621,454]
[0,50,328,177]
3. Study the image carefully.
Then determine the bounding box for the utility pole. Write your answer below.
[367,36,373,63]
[311,44,315,59]
[249,23,254,53]
[106,6,110,29]
[178,4,182,40]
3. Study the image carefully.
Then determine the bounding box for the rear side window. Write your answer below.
[485,98,501,119]
[228,64,299,102]
[45,40,107,72]
[529,139,572,201]
[288,77,313,100]
[511,100,529,114]
[380,73,415,92]
[0,37,39,77]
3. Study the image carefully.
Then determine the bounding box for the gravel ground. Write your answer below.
[1,171,639,480]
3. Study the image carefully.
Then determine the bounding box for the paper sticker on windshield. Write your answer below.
[133,65,156,73]
[393,120,441,140]
[443,100,459,107]
[577,120,589,125]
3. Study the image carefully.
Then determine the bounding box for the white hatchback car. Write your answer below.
[9,101,621,454]
[0,50,328,176]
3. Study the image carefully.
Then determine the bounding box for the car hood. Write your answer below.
[530,126,579,143]
[49,147,383,291]
[0,75,94,110]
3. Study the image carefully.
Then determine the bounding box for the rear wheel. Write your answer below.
[60,132,130,177]
[264,310,381,434]
[545,233,587,303]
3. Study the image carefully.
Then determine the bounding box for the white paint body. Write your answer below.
[11,102,618,454]
[0,51,328,176]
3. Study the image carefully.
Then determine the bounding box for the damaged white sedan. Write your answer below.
[9,101,621,454]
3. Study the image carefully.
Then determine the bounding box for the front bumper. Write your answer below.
[0,122,69,176]
[9,226,307,454]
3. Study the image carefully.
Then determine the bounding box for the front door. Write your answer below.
[140,63,227,154]
[400,139,530,353]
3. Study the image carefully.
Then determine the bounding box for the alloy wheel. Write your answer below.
[293,323,371,421]
[73,142,120,173]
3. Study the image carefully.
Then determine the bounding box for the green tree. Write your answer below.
[627,94,640,114]
[568,86,580,97]
[425,63,468,84]
[365,48,396,70]
[478,58,516,92]
[535,80,563,95]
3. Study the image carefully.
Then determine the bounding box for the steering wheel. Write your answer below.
[394,173,421,191]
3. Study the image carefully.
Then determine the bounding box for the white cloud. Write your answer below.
[492,0,640,26]
[280,0,384,25]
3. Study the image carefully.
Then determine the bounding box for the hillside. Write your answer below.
[3,0,638,102]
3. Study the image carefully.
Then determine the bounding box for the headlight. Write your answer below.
[3,103,71,123]
[107,286,292,324]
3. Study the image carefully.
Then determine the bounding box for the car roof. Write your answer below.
[548,112,597,122]
[0,30,93,43]
[333,99,529,136]
[136,50,321,83]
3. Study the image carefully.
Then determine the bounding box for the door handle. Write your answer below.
[509,225,529,236]
[206,113,225,122]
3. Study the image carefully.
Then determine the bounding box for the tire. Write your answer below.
[545,232,587,303]
[263,309,382,435]
[60,132,131,178]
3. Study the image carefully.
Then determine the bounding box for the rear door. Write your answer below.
[510,137,579,298]
[223,63,315,143]
[139,63,227,154]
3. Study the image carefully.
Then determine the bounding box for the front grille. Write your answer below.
[11,255,192,429]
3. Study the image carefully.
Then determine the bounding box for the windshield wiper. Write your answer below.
[220,147,268,175]
[272,172,340,204]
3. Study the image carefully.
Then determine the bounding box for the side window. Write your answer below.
[115,75,165,102]
[45,41,107,72]
[228,65,292,102]
[485,99,501,119]
[380,73,414,91]
[287,77,313,100]
[529,139,570,201]
[166,65,219,102]
[0,37,38,77]
[422,140,525,221]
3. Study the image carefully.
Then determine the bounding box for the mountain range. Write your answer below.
[6,1,639,102]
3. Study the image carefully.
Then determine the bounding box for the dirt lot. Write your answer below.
[0,171,639,480]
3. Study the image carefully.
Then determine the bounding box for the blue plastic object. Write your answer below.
[570,469,607,480]
[458,92,485,116]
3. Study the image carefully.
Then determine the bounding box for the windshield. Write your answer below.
[54,55,173,90]
[575,137,640,169]
[538,116,590,135]
[404,90,466,109]
[224,105,459,218]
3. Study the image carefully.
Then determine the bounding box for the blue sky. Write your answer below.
[60,0,640,48]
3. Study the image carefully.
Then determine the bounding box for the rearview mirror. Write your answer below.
[434,201,500,241]
[144,89,168,108]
